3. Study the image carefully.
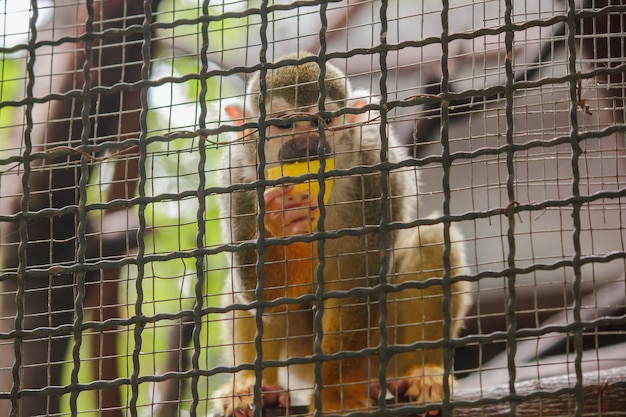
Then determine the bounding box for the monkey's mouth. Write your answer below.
[278,136,332,163]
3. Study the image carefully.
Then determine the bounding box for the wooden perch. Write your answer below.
[450,365,626,417]
[247,365,626,417]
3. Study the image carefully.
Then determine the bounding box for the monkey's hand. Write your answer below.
[215,377,288,417]
[264,184,318,236]
[383,366,451,416]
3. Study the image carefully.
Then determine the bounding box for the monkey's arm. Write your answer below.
[217,173,318,416]
[224,182,317,305]
[385,223,472,403]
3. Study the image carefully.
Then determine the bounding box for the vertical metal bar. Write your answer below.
[503,1,519,416]
[129,1,153,416]
[253,2,270,416]
[313,3,329,414]
[566,0,585,415]
[376,0,391,411]
[70,0,95,414]
[11,1,39,416]
[439,1,454,416]
[190,2,210,416]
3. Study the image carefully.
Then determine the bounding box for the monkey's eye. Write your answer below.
[313,117,333,128]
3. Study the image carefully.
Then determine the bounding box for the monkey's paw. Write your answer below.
[264,185,317,236]
[215,378,288,417]
[383,366,451,416]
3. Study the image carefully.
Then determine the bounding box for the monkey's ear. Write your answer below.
[348,89,376,125]
[224,99,245,126]
[347,101,367,125]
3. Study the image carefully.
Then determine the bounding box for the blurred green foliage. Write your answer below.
[0,0,249,415]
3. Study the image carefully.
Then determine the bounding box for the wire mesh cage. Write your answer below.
[0,1,624,416]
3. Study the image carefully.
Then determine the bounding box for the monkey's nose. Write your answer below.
[278,136,332,163]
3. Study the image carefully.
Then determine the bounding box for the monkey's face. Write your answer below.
[261,99,345,236]
[262,99,343,168]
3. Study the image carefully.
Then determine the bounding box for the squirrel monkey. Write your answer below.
[217,52,472,416]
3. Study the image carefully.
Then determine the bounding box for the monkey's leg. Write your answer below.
[217,308,289,417]
[314,295,375,414]
[386,225,470,406]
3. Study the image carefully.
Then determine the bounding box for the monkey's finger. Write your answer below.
[264,198,317,235]
[386,379,410,398]
[264,209,310,236]
[282,210,317,235]
[282,206,315,222]
[234,406,250,417]
[259,385,280,406]
[260,385,289,408]
[263,185,293,208]
[278,391,289,408]
[370,381,382,402]
[223,401,252,417]
[263,186,283,205]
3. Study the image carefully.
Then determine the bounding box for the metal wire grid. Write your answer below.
[0,0,624,416]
